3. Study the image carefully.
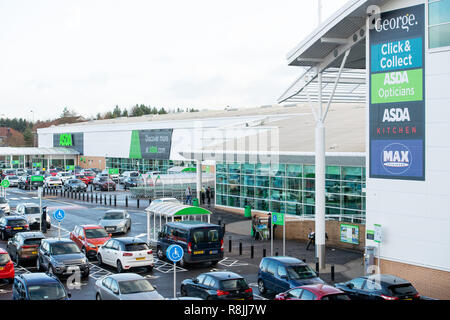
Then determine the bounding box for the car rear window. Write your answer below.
[24,238,44,246]
[125,243,149,252]
[321,293,351,301]
[192,228,220,244]
[0,253,11,265]
[8,219,27,226]
[388,284,418,297]
[25,207,40,214]
[220,278,249,290]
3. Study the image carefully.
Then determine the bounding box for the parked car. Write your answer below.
[70,225,111,260]
[63,179,87,192]
[3,175,20,187]
[98,210,131,234]
[72,174,90,185]
[97,237,154,273]
[14,203,51,230]
[1,169,16,179]
[334,274,420,300]
[0,248,14,283]
[102,169,120,183]
[44,176,63,188]
[36,238,90,278]
[0,196,10,215]
[123,176,145,190]
[119,171,140,184]
[48,169,58,177]
[275,284,351,300]
[150,197,180,205]
[18,175,44,190]
[12,273,71,300]
[56,172,72,184]
[0,216,30,240]
[6,231,45,264]
[93,176,116,191]
[257,256,324,295]
[156,221,224,268]
[80,170,96,184]
[181,271,253,300]
[95,273,162,300]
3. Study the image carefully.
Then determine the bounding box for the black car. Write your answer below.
[0,216,29,240]
[7,231,45,264]
[18,175,44,190]
[64,179,87,192]
[181,271,253,300]
[12,273,71,300]
[36,238,90,278]
[335,274,420,300]
[123,176,145,190]
[93,176,116,191]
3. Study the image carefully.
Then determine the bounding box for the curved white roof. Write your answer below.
[0,147,79,156]
[145,201,211,217]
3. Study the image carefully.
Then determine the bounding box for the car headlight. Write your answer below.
[81,258,88,264]
[87,243,97,249]
[118,221,126,227]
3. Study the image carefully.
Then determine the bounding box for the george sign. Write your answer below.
[340,224,359,245]
[272,212,284,226]
[166,244,183,262]
[53,209,65,222]
[1,180,10,188]
[369,4,425,181]
[129,129,173,160]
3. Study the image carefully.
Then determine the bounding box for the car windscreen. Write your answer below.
[192,228,220,244]
[0,253,11,265]
[27,284,66,300]
[49,177,60,181]
[25,207,40,214]
[60,173,70,176]
[24,238,44,246]
[103,212,124,220]
[129,172,140,177]
[7,219,27,226]
[8,176,19,180]
[85,228,108,239]
[83,172,94,176]
[0,197,7,204]
[119,279,154,294]
[321,293,351,301]
[125,243,149,251]
[220,278,249,290]
[286,265,318,280]
[71,180,84,185]
[50,243,81,255]
[388,284,418,297]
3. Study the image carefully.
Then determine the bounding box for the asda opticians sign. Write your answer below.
[371,69,423,103]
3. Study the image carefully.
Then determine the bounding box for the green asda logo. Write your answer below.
[149,146,158,153]
[59,133,73,146]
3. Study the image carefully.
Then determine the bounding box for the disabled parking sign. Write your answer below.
[166,244,183,262]
[53,209,65,222]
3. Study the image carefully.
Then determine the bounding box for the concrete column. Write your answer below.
[196,160,202,201]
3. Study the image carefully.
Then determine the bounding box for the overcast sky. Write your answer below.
[0,0,347,121]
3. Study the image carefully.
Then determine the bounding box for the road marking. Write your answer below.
[219,257,249,267]
[134,233,147,238]
[153,258,188,274]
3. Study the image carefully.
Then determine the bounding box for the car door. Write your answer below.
[70,227,81,248]
[100,240,113,265]
[285,288,303,300]
[109,240,120,266]
[264,261,279,293]
[186,274,206,297]
[275,264,291,293]
[100,277,115,300]
[345,278,367,300]
[39,241,51,270]
[109,279,120,300]
[299,289,317,300]
[7,234,19,259]
[361,278,383,300]
[198,275,214,299]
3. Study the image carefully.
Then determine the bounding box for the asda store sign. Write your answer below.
[53,132,84,154]
[369,4,425,181]
[59,133,73,146]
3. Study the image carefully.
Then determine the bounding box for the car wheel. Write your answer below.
[258,279,266,294]
[81,269,89,279]
[97,253,103,266]
[156,247,164,260]
[146,266,153,272]
[96,293,102,300]
[7,278,13,284]
[47,223,51,230]
[117,260,124,273]
[211,260,219,267]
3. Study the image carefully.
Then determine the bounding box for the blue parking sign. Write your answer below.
[166,244,183,263]
[53,209,65,222]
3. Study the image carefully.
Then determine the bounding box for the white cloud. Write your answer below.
[0,0,348,120]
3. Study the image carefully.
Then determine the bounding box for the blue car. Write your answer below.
[257,256,324,294]
[12,273,71,300]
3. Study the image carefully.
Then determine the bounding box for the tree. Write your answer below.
[112,105,122,118]
[61,107,78,118]
[23,128,34,147]
[122,108,128,117]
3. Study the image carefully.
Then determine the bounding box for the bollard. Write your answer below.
[315,261,320,276]
[228,237,232,253]
[331,265,335,282]
[104,195,107,206]
[251,245,254,259]
[218,219,222,226]
[125,196,128,207]
[239,242,242,255]
[83,193,85,201]
[223,223,226,234]
[263,248,266,257]
[114,195,117,207]
[91,193,93,203]
[109,195,112,206]
[95,193,98,203]
[149,199,151,206]
[137,198,140,209]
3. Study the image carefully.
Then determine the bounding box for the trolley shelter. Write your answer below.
[145,202,212,243]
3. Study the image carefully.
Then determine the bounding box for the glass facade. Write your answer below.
[429,0,450,49]
[106,158,196,174]
[215,161,366,219]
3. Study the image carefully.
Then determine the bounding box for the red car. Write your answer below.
[0,248,14,283]
[70,225,111,260]
[49,169,58,177]
[81,170,96,184]
[275,284,351,301]
[74,174,90,185]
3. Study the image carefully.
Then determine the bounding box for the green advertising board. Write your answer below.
[32,162,42,168]
[66,165,75,171]
[1,180,10,188]
[108,168,119,175]
[272,212,284,226]
[340,224,359,245]
[30,175,44,182]
[12,160,19,165]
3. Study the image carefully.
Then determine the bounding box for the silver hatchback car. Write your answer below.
[95,273,164,300]
[98,210,131,234]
